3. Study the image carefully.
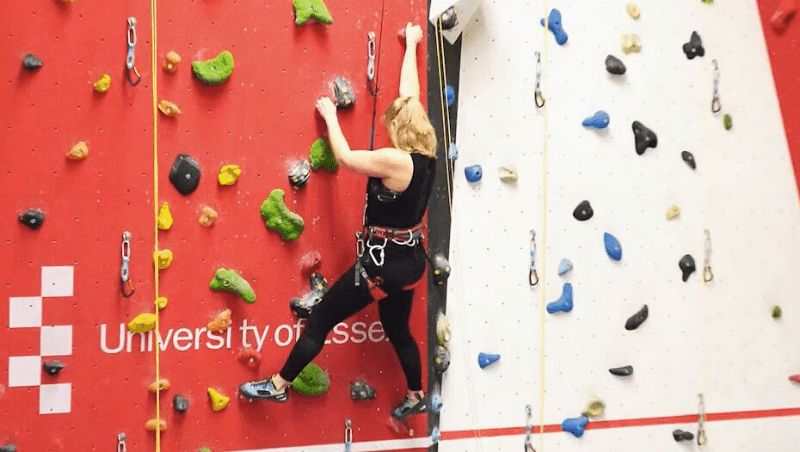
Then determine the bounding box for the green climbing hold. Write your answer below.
[291,362,330,395]
[260,189,305,241]
[309,137,338,172]
[197,448,212,452]
[293,0,333,25]
[209,268,256,303]
[772,305,781,318]
[192,50,234,85]
[723,114,732,130]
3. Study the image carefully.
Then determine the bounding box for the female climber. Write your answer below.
[239,22,437,421]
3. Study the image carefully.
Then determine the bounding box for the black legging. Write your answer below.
[279,242,426,391]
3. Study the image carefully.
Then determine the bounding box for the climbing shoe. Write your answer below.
[391,395,428,420]
[239,377,289,402]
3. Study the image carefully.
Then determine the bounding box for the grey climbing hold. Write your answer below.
[573,200,593,221]
[43,360,64,376]
[605,55,626,75]
[679,254,696,282]
[23,53,43,70]
[625,305,648,330]
[440,6,457,30]
[632,121,657,155]
[350,380,376,400]
[288,159,311,189]
[673,429,694,441]
[682,31,705,60]
[609,365,633,376]
[430,393,443,414]
[19,209,45,230]
[0,444,18,452]
[173,394,189,413]
[169,153,201,195]
[557,258,573,276]
[448,142,458,161]
[432,254,451,285]
[681,151,696,170]
[434,345,450,373]
[333,77,355,109]
[290,273,328,318]
[604,232,622,261]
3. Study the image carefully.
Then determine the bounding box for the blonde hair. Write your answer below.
[382,96,437,158]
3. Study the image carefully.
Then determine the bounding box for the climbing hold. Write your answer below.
[333,77,355,109]
[218,164,241,185]
[679,254,696,282]
[93,74,111,92]
[478,352,500,369]
[153,249,173,269]
[673,429,695,441]
[290,273,329,318]
[128,313,157,333]
[621,34,641,54]
[299,250,322,275]
[682,31,705,59]
[148,378,170,392]
[666,205,680,220]
[626,3,641,18]
[582,398,605,418]
[19,209,45,230]
[625,305,648,330]
[547,283,574,313]
[169,153,201,195]
[465,165,482,182]
[198,206,218,227]
[157,100,181,117]
[445,85,455,107]
[350,380,376,400]
[434,345,451,373]
[561,416,589,438]
[292,363,330,395]
[498,166,518,183]
[145,418,167,431]
[197,449,212,452]
[260,189,305,241]
[157,202,173,230]
[309,137,337,172]
[67,141,89,160]
[192,50,234,85]
[558,258,573,276]
[436,311,451,346]
[293,0,333,25]
[289,159,311,189]
[609,365,633,376]
[432,254,451,285]
[723,114,732,130]
[207,309,232,332]
[772,305,782,319]
[604,232,622,261]
[23,53,43,70]
[573,200,593,221]
[162,51,182,73]
[430,393,443,414]
[43,360,64,376]
[155,297,168,310]
[174,394,189,413]
[207,387,230,411]
[0,444,17,452]
[209,268,256,303]
[681,151,696,170]
[237,347,262,369]
[632,121,657,155]
[789,374,800,383]
[771,0,797,32]
[582,111,610,129]
[448,142,458,161]
[541,9,568,45]
[605,55,627,75]
[440,6,457,30]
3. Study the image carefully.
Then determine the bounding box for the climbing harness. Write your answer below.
[120,231,134,297]
[697,393,707,445]
[126,17,141,86]
[524,404,536,451]
[702,229,713,282]
[711,59,721,113]
[344,419,353,452]
[356,223,426,300]
[534,51,545,108]
[117,433,126,452]
[529,230,539,286]
[367,32,377,90]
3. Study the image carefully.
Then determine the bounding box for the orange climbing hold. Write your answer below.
[158,100,182,117]
[145,418,167,432]
[66,141,88,160]
[148,378,171,392]
[207,309,232,332]
[199,206,218,227]
[163,51,182,73]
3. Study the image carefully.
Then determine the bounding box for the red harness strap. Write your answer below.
[359,268,425,301]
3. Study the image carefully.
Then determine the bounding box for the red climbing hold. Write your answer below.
[789,374,800,384]
[237,347,261,369]
[771,0,797,32]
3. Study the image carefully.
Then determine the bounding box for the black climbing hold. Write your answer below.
[0,444,18,452]
[433,345,451,373]
[682,31,705,60]
[605,55,626,75]
[22,53,43,70]
[625,304,648,331]
[43,360,64,376]
[609,365,633,376]
[290,272,329,318]
[681,151,696,170]
[672,429,694,441]
[632,121,657,155]
[432,254,451,286]
[350,380,376,400]
[168,153,201,195]
[173,394,189,413]
[679,254,696,282]
[333,77,355,109]
[19,209,45,230]
[288,159,311,189]
[572,200,593,221]
[440,6,457,30]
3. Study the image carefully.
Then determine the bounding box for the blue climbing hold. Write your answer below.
[547,282,573,313]
[557,258,573,276]
[430,393,443,414]
[448,142,458,161]
[432,426,440,443]
[541,9,568,45]
[478,352,500,369]
[465,165,482,182]
[582,111,610,129]
[604,232,622,261]
[561,416,589,438]
[445,85,455,107]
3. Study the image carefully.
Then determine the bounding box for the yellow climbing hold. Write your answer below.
[155,296,169,309]
[148,378,171,392]
[207,387,230,411]
[207,309,232,332]
[66,141,89,160]
[157,100,182,117]
[92,74,111,92]
[626,3,641,19]
[666,205,680,220]
[621,34,642,54]
[199,206,218,227]
[145,418,167,432]
[128,312,157,333]
[157,202,173,230]
[154,249,173,269]
[218,164,241,185]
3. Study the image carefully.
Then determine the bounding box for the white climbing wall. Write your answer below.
[439,0,800,451]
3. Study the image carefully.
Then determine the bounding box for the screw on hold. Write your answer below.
[609,365,633,376]
[43,360,64,376]
[632,121,657,155]
[673,429,695,441]
[440,6,458,30]
[573,200,593,221]
[605,55,627,75]
[683,31,705,60]
[711,59,721,113]
[22,53,43,70]
[535,51,545,108]
[625,304,648,330]
[529,230,539,287]
[702,229,713,282]
[19,209,45,230]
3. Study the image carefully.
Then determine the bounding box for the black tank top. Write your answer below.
[365,153,436,228]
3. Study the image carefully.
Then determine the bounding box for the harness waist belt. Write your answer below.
[367,223,425,242]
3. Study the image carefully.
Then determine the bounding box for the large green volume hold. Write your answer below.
[291,363,330,395]
[293,0,333,25]
[192,50,234,85]
[260,189,305,241]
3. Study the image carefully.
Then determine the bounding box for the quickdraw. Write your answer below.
[697,393,707,445]
[711,59,721,113]
[534,51,545,108]
[121,231,134,297]
[702,229,713,282]
[117,433,126,452]
[529,230,539,286]
[126,17,141,86]
[524,404,536,451]
[344,419,353,452]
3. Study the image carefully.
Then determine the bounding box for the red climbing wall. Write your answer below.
[1,1,430,451]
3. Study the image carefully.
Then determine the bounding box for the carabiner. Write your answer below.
[344,419,353,452]
[126,18,141,86]
[524,404,536,452]
[529,230,539,286]
[697,393,707,445]
[702,229,713,282]
[711,59,721,113]
[121,232,134,298]
[534,51,545,108]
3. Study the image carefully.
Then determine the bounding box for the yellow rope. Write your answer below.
[538,2,549,450]
[150,0,161,448]
[434,20,454,210]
